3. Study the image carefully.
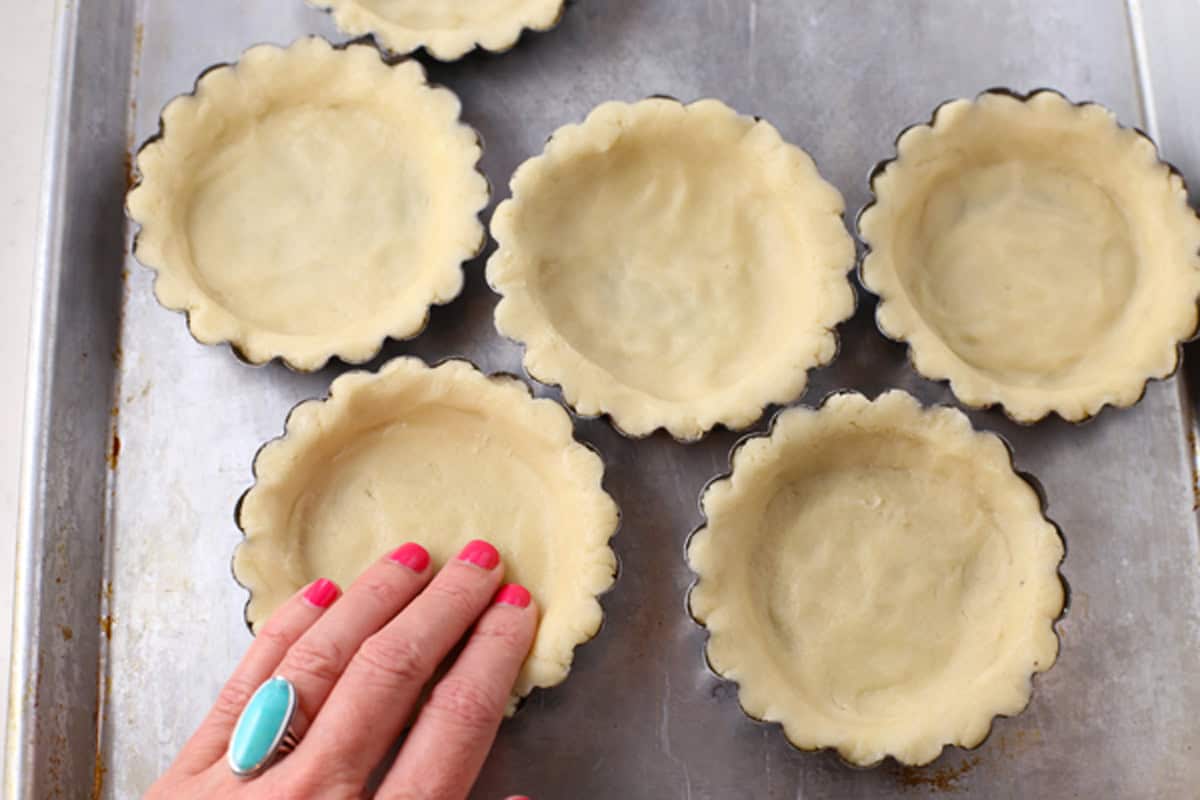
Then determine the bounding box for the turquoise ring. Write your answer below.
[227,676,300,778]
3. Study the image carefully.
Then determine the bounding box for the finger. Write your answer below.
[175,577,341,773]
[274,543,434,734]
[377,585,538,800]
[290,540,505,787]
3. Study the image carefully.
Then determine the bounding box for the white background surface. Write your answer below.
[1,1,57,757]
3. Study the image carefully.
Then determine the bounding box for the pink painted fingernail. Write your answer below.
[388,542,430,573]
[494,583,531,609]
[457,539,500,570]
[303,578,340,609]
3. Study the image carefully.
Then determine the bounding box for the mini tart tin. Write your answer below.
[686,391,1070,767]
[487,96,858,443]
[126,37,489,372]
[307,0,567,61]
[233,356,620,707]
[857,88,1200,424]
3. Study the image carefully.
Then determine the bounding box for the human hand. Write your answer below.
[146,539,537,799]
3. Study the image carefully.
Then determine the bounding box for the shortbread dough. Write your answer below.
[688,391,1065,766]
[127,38,487,370]
[234,358,619,699]
[859,90,1200,422]
[488,98,856,440]
[311,0,565,60]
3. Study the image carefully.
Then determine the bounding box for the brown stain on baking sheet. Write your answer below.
[123,100,137,191]
[107,433,121,470]
[897,755,980,792]
[123,149,135,192]
[91,754,106,800]
[92,668,113,800]
[995,728,1043,757]
[92,608,112,800]
[1187,425,1200,510]
[46,726,64,797]
[124,98,138,192]
[59,625,73,641]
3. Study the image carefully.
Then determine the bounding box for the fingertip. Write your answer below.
[302,577,341,609]
[482,585,538,658]
[387,541,431,573]
[493,583,532,610]
[457,538,501,570]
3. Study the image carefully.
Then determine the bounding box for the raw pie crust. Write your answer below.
[489,98,857,441]
[687,391,1065,766]
[859,90,1200,423]
[310,0,565,61]
[234,358,619,701]
[127,38,488,371]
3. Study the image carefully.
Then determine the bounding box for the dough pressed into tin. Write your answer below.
[310,0,565,61]
[688,391,1065,766]
[859,89,1200,423]
[127,38,488,371]
[234,358,619,701]
[488,98,857,441]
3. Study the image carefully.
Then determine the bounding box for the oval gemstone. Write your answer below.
[228,676,295,776]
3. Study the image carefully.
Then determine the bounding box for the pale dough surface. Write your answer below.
[860,90,1200,422]
[489,99,856,440]
[235,358,619,701]
[688,391,1065,766]
[127,38,487,370]
[310,0,564,60]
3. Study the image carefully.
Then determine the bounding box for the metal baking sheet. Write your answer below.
[9,1,1200,797]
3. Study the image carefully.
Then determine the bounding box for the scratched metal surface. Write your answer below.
[9,1,1200,798]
